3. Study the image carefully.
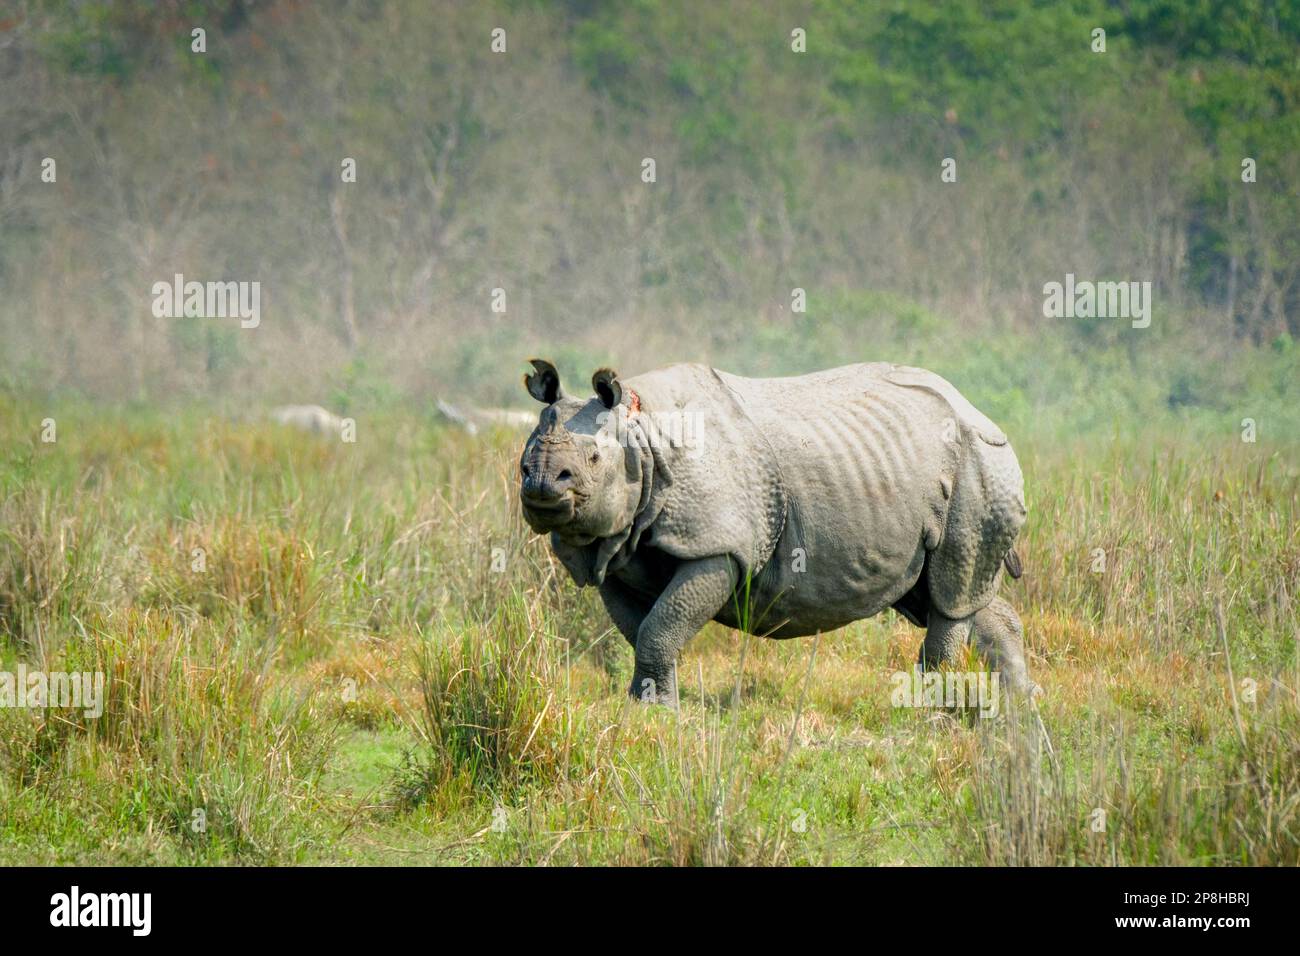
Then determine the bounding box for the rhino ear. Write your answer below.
[592,368,622,409]
[524,359,563,405]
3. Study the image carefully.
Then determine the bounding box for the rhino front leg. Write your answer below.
[970,597,1035,696]
[919,610,972,672]
[630,555,737,706]
[599,578,652,650]
[921,597,1034,696]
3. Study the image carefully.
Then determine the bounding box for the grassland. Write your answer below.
[0,392,1297,866]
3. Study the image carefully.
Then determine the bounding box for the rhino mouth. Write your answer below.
[521,494,576,530]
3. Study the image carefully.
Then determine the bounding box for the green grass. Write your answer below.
[0,390,1297,866]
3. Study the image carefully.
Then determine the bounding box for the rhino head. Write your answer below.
[519,359,642,545]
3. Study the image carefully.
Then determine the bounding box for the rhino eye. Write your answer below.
[590,451,600,463]
[521,463,531,477]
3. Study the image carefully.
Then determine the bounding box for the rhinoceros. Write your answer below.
[435,398,538,435]
[517,359,1032,705]
[270,404,344,435]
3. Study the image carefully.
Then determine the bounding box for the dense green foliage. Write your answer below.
[1,0,1296,412]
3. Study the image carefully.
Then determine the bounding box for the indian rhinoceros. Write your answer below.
[270,404,344,435]
[517,359,1032,705]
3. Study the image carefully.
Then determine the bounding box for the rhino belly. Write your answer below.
[714,496,929,638]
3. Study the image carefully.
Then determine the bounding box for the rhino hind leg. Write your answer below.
[928,430,1026,620]
[920,597,1034,696]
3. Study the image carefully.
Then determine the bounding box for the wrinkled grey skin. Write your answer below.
[518,359,1032,706]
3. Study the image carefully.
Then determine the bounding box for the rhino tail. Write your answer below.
[1003,548,1023,580]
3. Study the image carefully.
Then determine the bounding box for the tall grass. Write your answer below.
[0,395,1296,864]
[398,595,576,806]
[0,608,338,862]
[966,674,1300,865]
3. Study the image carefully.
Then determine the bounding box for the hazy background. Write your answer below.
[2,1,1299,868]
[2,0,1297,434]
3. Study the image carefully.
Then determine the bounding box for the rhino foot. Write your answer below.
[629,668,679,708]
[921,597,1034,697]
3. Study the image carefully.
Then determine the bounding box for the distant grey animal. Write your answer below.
[435,398,535,435]
[269,404,344,435]
[518,359,1032,705]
